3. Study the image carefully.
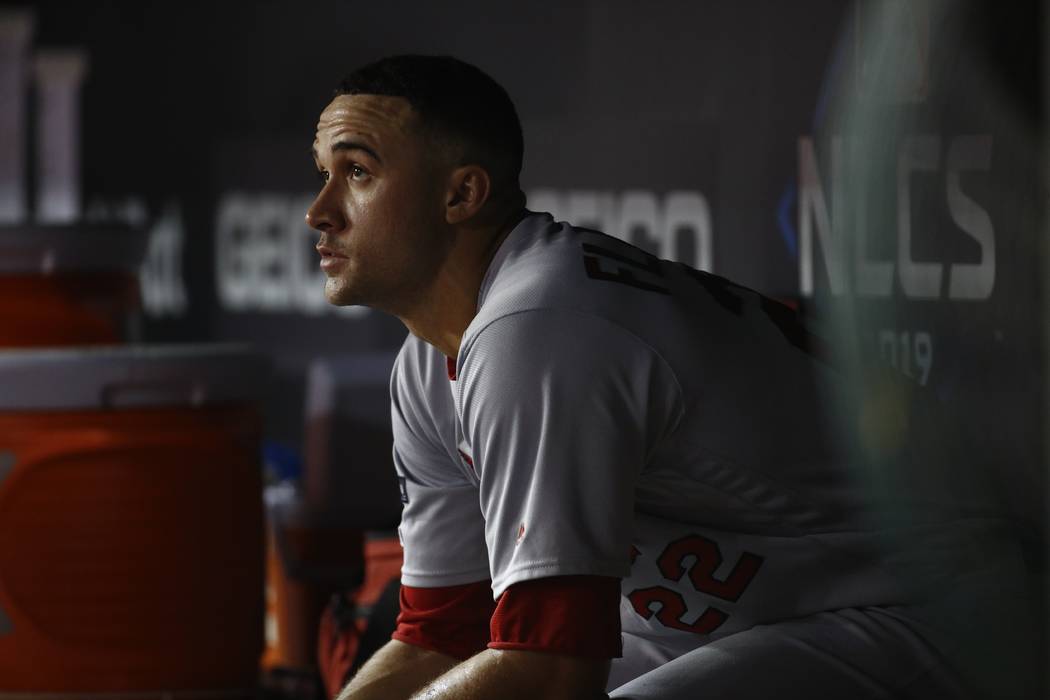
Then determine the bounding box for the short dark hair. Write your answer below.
[335,55,523,190]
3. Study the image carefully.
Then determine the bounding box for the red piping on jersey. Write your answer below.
[446,356,457,381]
[489,575,622,658]
[458,449,478,478]
[393,581,495,660]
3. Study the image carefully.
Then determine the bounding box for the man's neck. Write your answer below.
[400,207,526,358]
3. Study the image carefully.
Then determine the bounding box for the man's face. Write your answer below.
[307,94,450,312]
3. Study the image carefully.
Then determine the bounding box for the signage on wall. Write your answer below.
[777,0,1007,389]
[796,133,995,302]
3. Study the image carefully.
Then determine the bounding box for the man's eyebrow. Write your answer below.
[330,140,382,163]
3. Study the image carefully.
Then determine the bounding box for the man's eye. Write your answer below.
[317,170,330,184]
[350,165,369,181]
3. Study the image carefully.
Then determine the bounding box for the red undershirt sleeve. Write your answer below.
[392,576,623,661]
[489,575,623,658]
[392,580,496,660]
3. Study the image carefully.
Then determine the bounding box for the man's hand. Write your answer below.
[410,648,610,700]
[336,639,459,700]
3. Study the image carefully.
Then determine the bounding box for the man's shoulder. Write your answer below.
[481,212,582,299]
[470,213,609,334]
[392,332,448,399]
[393,331,429,377]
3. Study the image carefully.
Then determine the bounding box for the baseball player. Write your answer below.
[306,55,1033,700]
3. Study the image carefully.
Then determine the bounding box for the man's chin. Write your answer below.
[323,282,361,308]
[324,279,400,314]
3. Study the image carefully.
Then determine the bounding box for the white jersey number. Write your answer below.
[627,534,764,636]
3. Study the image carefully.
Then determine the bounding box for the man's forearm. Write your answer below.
[337,639,460,700]
[409,648,610,700]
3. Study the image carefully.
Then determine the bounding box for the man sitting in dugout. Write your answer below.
[305,54,1035,700]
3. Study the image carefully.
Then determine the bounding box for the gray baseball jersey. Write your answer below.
[390,211,1006,671]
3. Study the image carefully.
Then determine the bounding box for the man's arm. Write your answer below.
[410,648,610,700]
[337,639,459,700]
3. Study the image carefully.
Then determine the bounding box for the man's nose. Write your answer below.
[305,188,345,232]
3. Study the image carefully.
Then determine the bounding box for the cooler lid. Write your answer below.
[0,344,269,410]
[0,223,147,274]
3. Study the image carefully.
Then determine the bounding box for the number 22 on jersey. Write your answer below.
[628,534,764,635]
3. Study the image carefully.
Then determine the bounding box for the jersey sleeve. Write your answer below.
[391,338,491,588]
[456,309,684,596]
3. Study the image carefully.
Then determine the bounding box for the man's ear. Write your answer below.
[445,165,491,225]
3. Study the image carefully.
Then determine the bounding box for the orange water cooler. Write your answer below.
[0,344,267,697]
[0,223,147,347]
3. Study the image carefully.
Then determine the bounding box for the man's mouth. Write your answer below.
[316,244,349,270]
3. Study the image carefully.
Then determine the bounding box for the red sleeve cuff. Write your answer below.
[392,580,496,660]
[488,575,622,658]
